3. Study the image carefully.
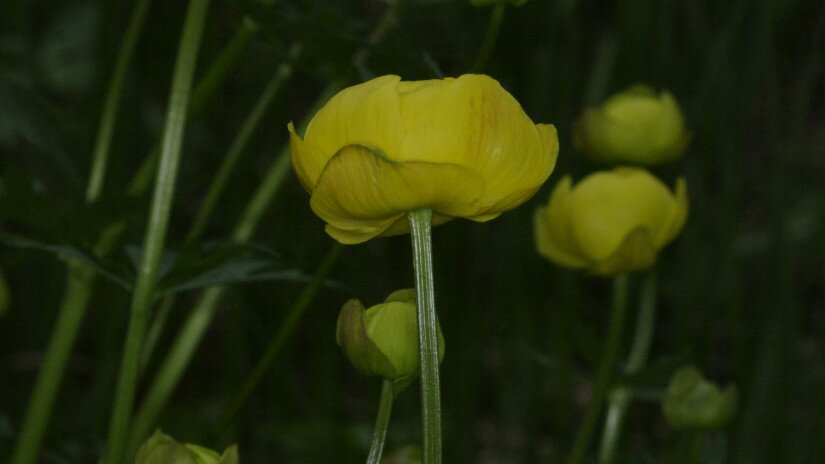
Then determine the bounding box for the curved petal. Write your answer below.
[310,144,485,244]
[289,122,328,192]
[533,177,590,268]
[303,75,406,161]
[654,177,689,247]
[569,168,677,261]
[397,75,554,214]
[590,227,657,275]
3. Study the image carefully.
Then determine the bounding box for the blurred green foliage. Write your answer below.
[1,0,824,463]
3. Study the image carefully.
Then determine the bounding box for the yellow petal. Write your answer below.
[569,168,679,261]
[396,75,555,216]
[289,122,328,192]
[310,144,485,244]
[590,227,657,275]
[654,177,689,247]
[533,177,590,268]
[303,75,406,162]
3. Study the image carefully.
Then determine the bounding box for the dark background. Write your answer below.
[1,0,824,462]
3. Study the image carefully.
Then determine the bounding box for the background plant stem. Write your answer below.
[568,273,629,464]
[598,272,658,464]
[470,4,505,72]
[367,380,395,464]
[104,1,210,462]
[408,209,442,464]
[9,1,153,462]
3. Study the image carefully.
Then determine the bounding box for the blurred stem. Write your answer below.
[10,1,153,462]
[367,380,395,464]
[10,262,95,464]
[105,1,210,463]
[86,0,153,202]
[211,243,344,437]
[408,209,442,464]
[597,272,657,464]
[470,4,505,72]
[141,43,301,368]
[127,80,344,458]
[127,16,259,198]
[568,273,629,464]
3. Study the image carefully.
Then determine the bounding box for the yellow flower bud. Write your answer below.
[663,366,738,430]
[336,290,445,385]
[134,430,239,464]
[289,74,558,244]
[534,167,688,275]
[573,85,689,165]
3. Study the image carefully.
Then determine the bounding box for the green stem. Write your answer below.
[105,1,210,463]
[11,1,153,461]
[407,209,442,464]
[469,4,505,72]
[186,42,301,242]
[597,272,657,464]
[568,273,630,464]
[10,262,94,464]
[126,81,343,457]
[367,380,395,464]
[86,0,153,202]
[211,243,343,437]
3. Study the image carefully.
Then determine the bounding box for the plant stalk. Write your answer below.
[105,1,210,462]
[408,209,442,464]
[568,273,630,464]
[470,4,505,72]
[597,272,657,464]
[367,380,395,464]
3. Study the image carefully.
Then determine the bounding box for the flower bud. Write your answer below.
[336,289,444,385]
[663,366,738,430]
[574,85,689,165]
[534,167,688,275]
[135,430,239,464]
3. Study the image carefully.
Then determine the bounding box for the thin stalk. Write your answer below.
[469,4,505,72]
[211,243,343,437]
[367,380,395,464]
[408,209,442,464]
[597,272,658,464]
[10,262,95,464]
[11,1,152,461]
[105,1,210,463]
[126,81,343,457]
[568,274,630,464]
[86,0,153,201]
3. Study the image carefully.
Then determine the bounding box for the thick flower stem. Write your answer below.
[407,209,442,464]
[597,272,658,464]
[367,380,395,464]
[105,1,210,463]
[568,273,630,464]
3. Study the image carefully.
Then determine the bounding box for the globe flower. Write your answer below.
[573,85,689,165]
[135,430,239,464]
[663,366,738,430]
[534,167,688,275]
[289,74,558,244]
[336,289,445,386]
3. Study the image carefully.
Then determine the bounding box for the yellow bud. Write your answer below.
[134,430,239,464]
[573,85,689,165]
[289,74,558,244]
[663,366,738,430]
[336,290,444,386]
[534,167,688,275]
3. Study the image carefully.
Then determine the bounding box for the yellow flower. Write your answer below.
[135,430,239,464]
[289,74,558,244]
[573,85,689,165]
[534,167,688,275]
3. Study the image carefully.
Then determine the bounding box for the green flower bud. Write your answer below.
[663,366,738,430]
[336,289,445,386]
[574,84,690,165]
[381,445,422,464]
[135,430,239,464]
